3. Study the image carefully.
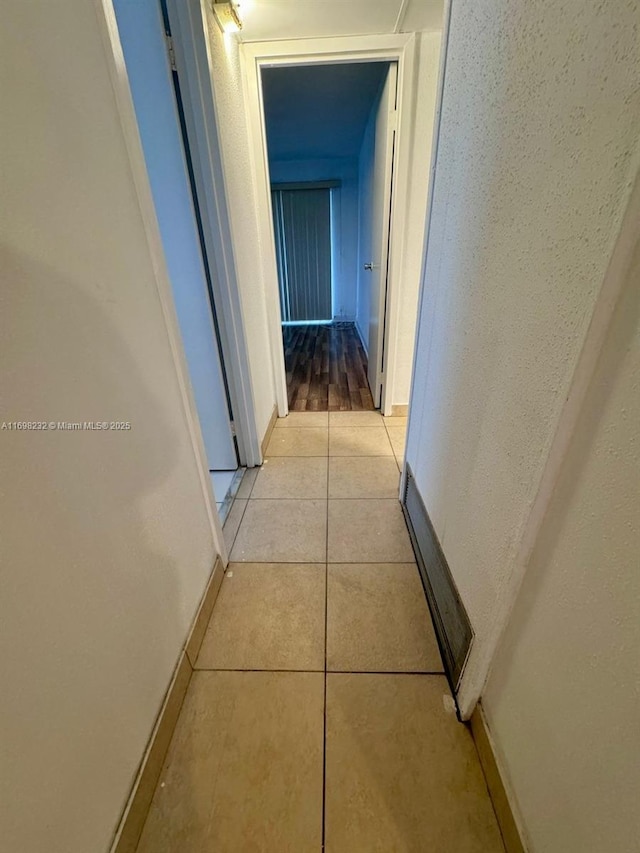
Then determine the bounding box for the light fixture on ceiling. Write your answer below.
[212,0,243,34]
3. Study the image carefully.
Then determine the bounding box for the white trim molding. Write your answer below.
[402,0,452,500]
[240,33,417,417]
[165,0,262,466]
[95,0,228,562]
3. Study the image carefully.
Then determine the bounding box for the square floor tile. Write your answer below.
[386,426,406,459]
[266,427,328,457]
[223,498,247,553]
[252,457,328,500]
[328,499,414,563]
[329,427,393,457]
[276,412,329,428]
[328,457,399,499]
[327,563,443,672]
[231,499,327,562]
[383,416,408,428]
[137,671,324,853]
[325,674,504,853]
[197,563,325,670]
[329,411,383,426]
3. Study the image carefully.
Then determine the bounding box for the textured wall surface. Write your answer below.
[204,6,277,439]
[484,239,640,852]
[0,1,217,850]
[407,0,640,702]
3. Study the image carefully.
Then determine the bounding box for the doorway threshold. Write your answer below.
[210,468,245,524]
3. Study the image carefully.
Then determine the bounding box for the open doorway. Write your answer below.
[261,61,399,412]
[112,0,245,516]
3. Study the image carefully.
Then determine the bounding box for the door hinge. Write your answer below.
[166,35,177,72]
[230,421,236,437]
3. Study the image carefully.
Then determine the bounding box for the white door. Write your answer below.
[113,0,238,470]
[366,64,398,408]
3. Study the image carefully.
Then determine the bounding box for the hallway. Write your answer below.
[135,412,504,851]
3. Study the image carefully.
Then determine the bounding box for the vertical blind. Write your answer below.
[271,187,332,322]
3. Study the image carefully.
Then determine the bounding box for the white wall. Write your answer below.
[406,0,640,713]
[269,158,360,320]
[483,237,640,853]
[0,2,217,851]
[203,4,277,438]
[391,31,440,404]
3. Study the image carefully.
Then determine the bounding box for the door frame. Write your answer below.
[113,0,240,472]
[366,61,398,409]
[240,34,417,416]
[96,0,228,562]
[163,0,262,466]
[401,5,453,502]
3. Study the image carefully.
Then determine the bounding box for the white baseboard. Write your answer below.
[470,704,528,853]
[110,556,224,852]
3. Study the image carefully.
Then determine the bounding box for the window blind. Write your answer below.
[271,187,332,322]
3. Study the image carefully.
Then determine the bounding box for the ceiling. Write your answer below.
[262,62,388,161]
[235,0,443,42]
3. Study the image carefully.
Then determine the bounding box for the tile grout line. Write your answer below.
[382,417,406,470]
[248,497,401,501]
[225,492,251,556]
[383,418,396,460]
[264,455,395,458]
[194,667,324,673]
[246,467,258,500]
[384,419,399,472]
[321,437,330,851]
[230,559,417,565]
[193,667,446,675]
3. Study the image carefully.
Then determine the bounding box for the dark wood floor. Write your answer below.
[282,323,375,411]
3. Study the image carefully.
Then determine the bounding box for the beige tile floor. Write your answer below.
[136,411,505,852]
